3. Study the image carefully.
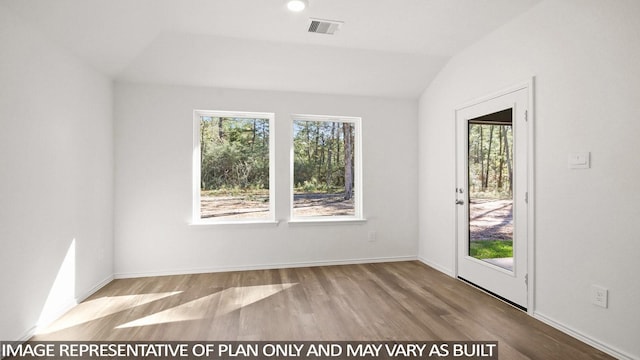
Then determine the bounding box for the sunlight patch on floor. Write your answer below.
[38,291,182,334]
[116,283,297,329]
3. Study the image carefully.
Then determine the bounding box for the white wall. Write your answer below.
[114,83,418,277]
[0,4,114,341]
[418,0,640,358]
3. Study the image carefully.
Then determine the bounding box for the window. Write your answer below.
[193,110,275,223]
[291,114,363,221]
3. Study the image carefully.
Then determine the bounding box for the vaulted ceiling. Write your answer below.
[1,0,541,98]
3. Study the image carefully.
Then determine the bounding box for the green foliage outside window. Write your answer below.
[293,120,354,198]
[468,124,513,200]
[200,116,270,193]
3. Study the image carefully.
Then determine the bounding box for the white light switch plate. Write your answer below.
[568,152,590,169]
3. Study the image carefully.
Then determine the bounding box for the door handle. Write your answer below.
[455,199,465,205]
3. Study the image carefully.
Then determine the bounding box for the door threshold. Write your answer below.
[458,276,527,312]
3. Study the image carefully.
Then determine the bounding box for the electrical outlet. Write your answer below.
[368,231,377,242]
[591,285,608,308]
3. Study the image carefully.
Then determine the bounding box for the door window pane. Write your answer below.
[467,109,513,271]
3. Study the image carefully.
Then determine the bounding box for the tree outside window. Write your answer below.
[194,110,275,223]
[291,115,362,220]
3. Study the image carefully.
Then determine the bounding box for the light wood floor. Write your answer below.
[34,261,611,359]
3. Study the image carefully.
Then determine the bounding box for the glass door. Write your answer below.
[456,86,530,310]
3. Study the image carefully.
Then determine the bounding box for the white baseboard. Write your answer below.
[417,256,455,277]
[16,326,36,343]
[534,312,636,360]
[76,274,114,303]
[31,274,114,337]
[114,255,418,279]
[33,300,78,335]
[2,328,36,360]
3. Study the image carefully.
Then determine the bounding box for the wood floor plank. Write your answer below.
[31,261,613,359]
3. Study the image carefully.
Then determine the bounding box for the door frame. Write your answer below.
[453,78,535,315]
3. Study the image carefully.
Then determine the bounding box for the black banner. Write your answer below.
[1,341,498,360]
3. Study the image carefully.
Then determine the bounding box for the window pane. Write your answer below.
[199,115,271,220]
[467,110,514,271]
[292,120,356,217]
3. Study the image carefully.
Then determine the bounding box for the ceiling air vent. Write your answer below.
[308,18,344,35]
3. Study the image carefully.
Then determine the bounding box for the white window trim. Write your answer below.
[290,114,364,223]
[192,109,276,225]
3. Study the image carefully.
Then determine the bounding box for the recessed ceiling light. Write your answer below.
[287,0,308,12]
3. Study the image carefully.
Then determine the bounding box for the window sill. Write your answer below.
[190,219,280,227]
[288,217,367,226]
[190,218,367,227]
